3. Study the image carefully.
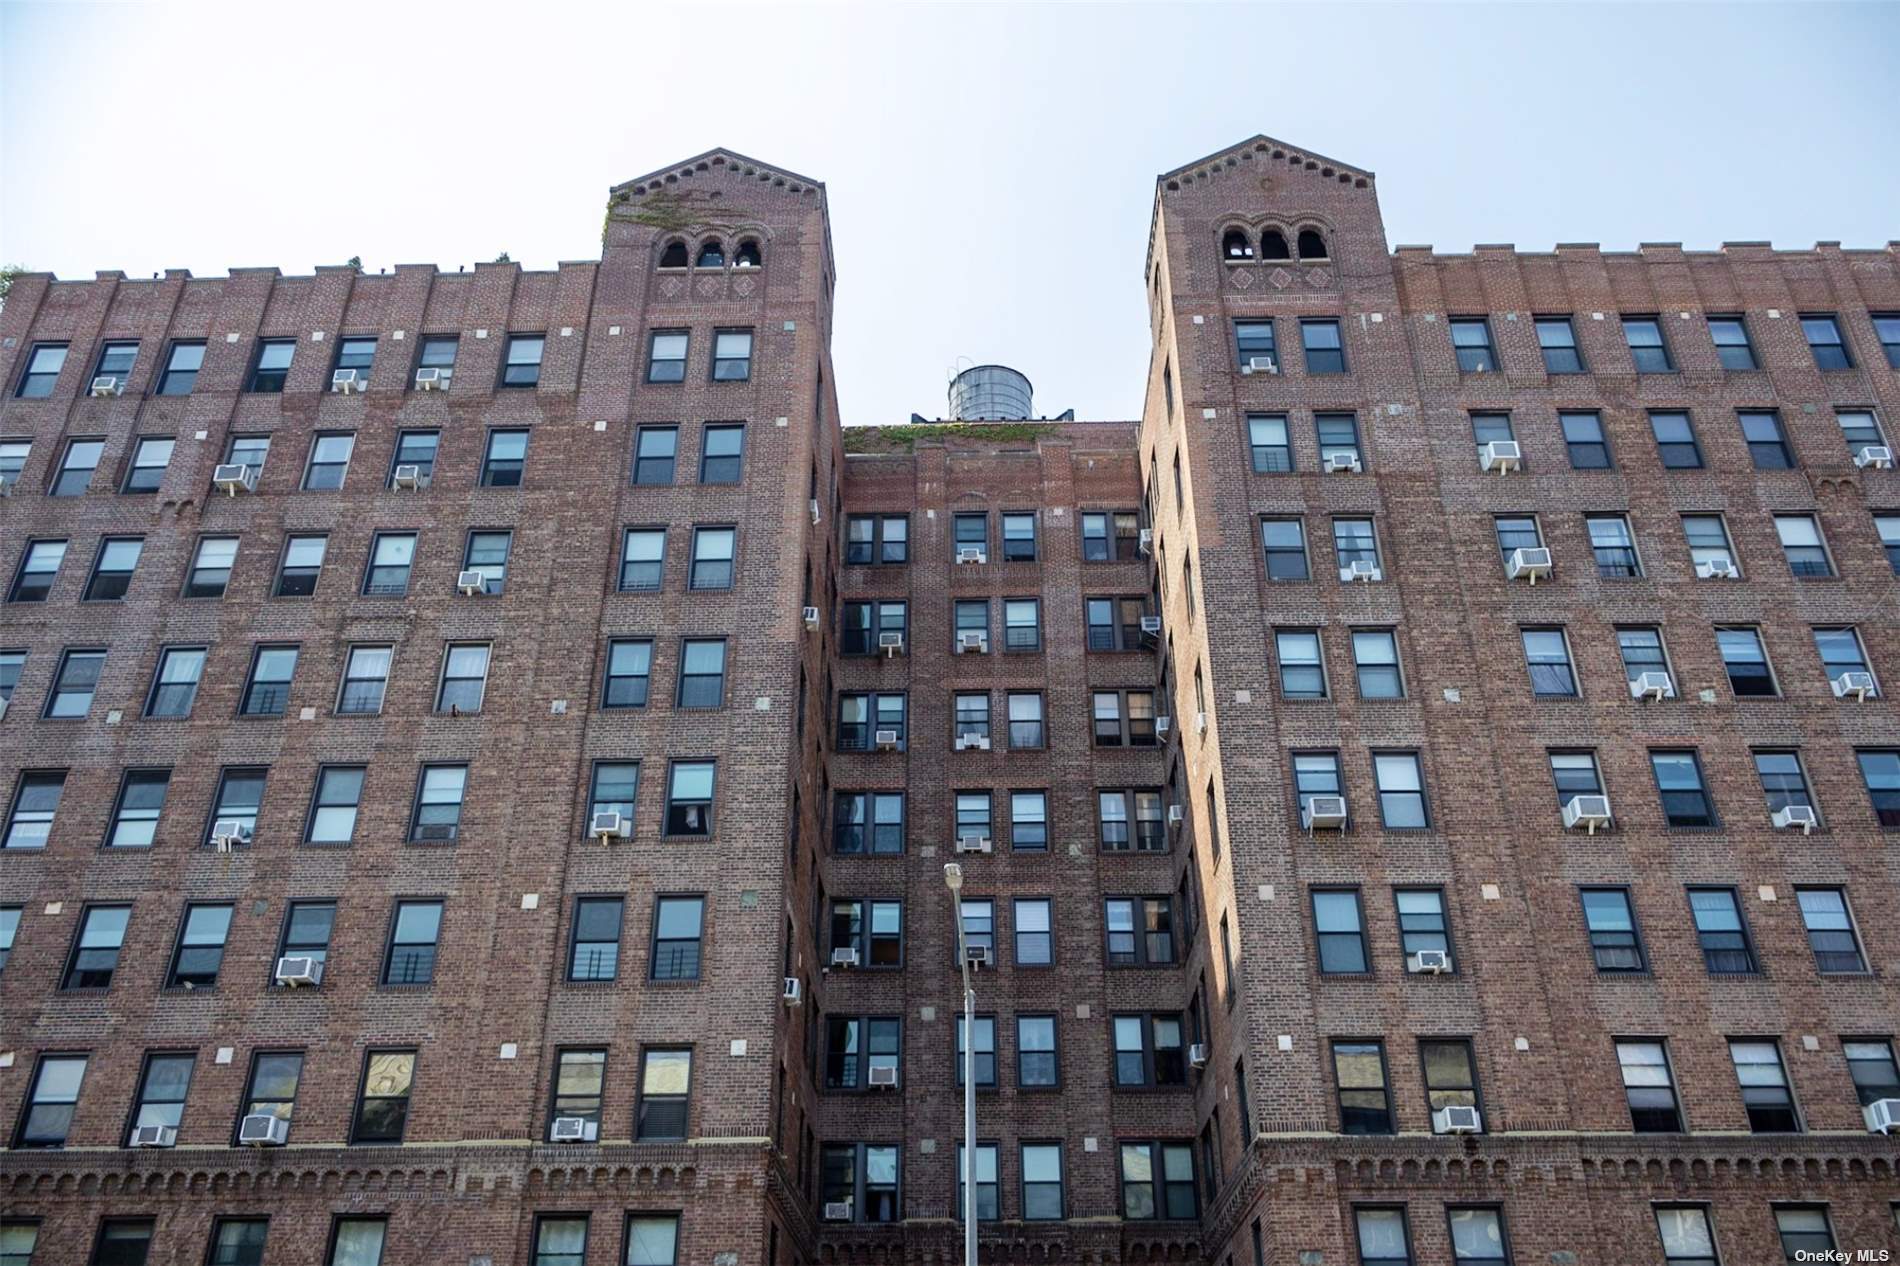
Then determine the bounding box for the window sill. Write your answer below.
[645,977,704,988]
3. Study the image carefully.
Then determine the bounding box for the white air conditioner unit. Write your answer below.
[128,1123,177,1147]
[1241,356,1279,375]
[414,367,446,390]
[1187,1043,1209,1070]
[1630,671,1674,701]
[1303,796,1348,831]
[1832,671,1877,701]
[810,498,821,525]
[1507,546,1552,582]
[591,811,629,841]
[331,368,364,394]
[1324,453,1363,474]
[1155,715,1172,736]
[274,955,324,987]
[956,546,986,564]
[965,945,992,969]
[1695,558,1738,580]
[822,1201,853,1222]
[866,1064,899,1089]
[1138,528,1154,555]
[1864,1098,1900,1134]
[953,733,991,752]
[878,632,906,657]
[956,630,989,654]
[1167,803,1185,824]
[1479,440,1521,473]
[1342,559,1382,582]
[1772,804,1818,834]
[1854,445,1894,470]
[456,569,488,596]
[1434,1105,1482,1135]
[1139,615,1163,635]
[1563,795,1613,834]
[210,820,251,852]
[212,463,257,496]
[830,947,860,969]
[549,1116,596,1143]
[1195,711,1208,734]
[1409,949,1452,975]
[873,729,900,750]
[391,464,423,489]
[782,976,802,1004]
[237,1114,289,1147]
[802,606,821,632]
[90,375,124,397]
[957,833,993,854]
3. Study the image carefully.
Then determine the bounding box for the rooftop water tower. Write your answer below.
[947,363,1034,421]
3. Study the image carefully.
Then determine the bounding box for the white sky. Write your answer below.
[4,2,1897,424]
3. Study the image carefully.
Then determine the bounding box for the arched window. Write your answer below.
[1221,229,1254,261]
[695,239,725,268]
[735,239,762,269]
[659,240,689,269]
[1260,230,1291,260]
[1297,228,1329,260]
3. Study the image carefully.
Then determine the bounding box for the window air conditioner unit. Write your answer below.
[873,729,900,750]
[1831,671,1876,701]
[957,833,993,854]
[1864,1098,1900,1134]
[956,630,989,654]
[1629,671,1674,701]
[1303,796,1348,831]
[866,1064,899,1089]
[1187,1043,1209,1070]
[456,570,488,596]
[1695,558,1738,580]
[210,820,252,852]
[953,733,991,752]
[391,464,423,489]
[331,368,364,394]
[822,1202,853,1222]
[830,947,860,969]
[1139,615,1163,635]
[781,976,802,1004]
[1434,1105,1482,1135]
[212,463,257,496]
[1195,711,1208,735]
[956,546,986,564]
[802,606,821,632]
[1167,803,1185,824]
[1854,445,1894,470]
[1408,949,1452,975]
[1138,528,1154,555]
[414,367,445,390]
[90,375,124,397]
[549,1116,596,1143]
[128,1124,177,1148]
[1479,440,1521,473]
[1772,804,1817,834]
[810,498,821,525]
[237,1113,289,1147]
[1507,547,1552,583]
[1342,560,1382,582]
[878,632,906,657]
[274,955,324,987]
[1324,453,1363,474]
[965,945,992,969]
[1155,715,1171,736]
[1563,795,1613,833]
[591,811,629,841]
[1241,356,1279,375]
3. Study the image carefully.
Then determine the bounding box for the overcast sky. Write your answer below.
[4,2,1897,424]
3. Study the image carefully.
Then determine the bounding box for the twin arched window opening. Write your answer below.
[659,237,764,270]
[1222,225,1328,263]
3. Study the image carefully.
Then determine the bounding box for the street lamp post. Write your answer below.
[944,862,977,1266]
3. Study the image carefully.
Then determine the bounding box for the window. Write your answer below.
[831,899,903,967]
[239,645,298,716]
[1020,1142,1064,1220]
[166,903,233,988]
[587,761,638,827]
[1422,1040,1481,1131]
[1234,319,1276,369]
[837,691,905,750]
[63,904,129,987]
[1860,750,1900,828]
[1708,316,1757,370]
[1471,412,1515,456]
[1120,1141,1196,1220]
[953,511,988,561]
[207,1220,268,1266]
[1003,598,1041,650]
[624,1215,680,1264]
[1248,414,1291,472]
[326,1219,384,1266]
[480,428,527,486]
[1521,628,1576,696]
[1300,318,1345,373]
[1839,409,1887,457]
[1352,630,1403,699]
[664,760,714,835]
[673,638,726,709]
[1775,514,1832,576]
[1395,889,1449,966]
[646,330,687,382]
[841,600,906,656]
[959,902,996,968]
[1649,411,1703,468]
[1313,890,1369,973]
[619,528,665,591]
[1652,750,1715,827]
[49,438,103,496]
[106,769,170,847]
[46,649,105,718]
[821,1143,901,1223]
[0,437,29,491]
[1580,888,1644,972]
[409,764,467,841]
[1113,1013,1186,1086]
[459,529,511,595]
[1007,692,1044,749]
[1450,318,1497,372]
[1754,749,1815,820]
[157,341,204,395]
[1104,896,1174,966]
[1561,411,1610,468]
[1776,1208,1836,1263]
[1494,515,1542,564]
[1622,316,1673,371]
[351,1050,415,1143]
[1846,1040,1900,1107]
[1796,888,1865,973]
[699,422,744,483]
[8,540,65,603]
[134,647,203,721]
[501,334,544,387]
[1333,518,1380,577]
[1803,314,1851,369]
[711,329,752,380]
[1099,789,1165,852]
[1012,897,1053,965]
[1317,412,1362,466]
[337,645,392,714]
[272,534,327,597]
[549,1048,605,1141]
[1737,409,1796,468]
[689,525,734,589]
[1550,752,1604,808]
[632,425,677,485]
[327,336,375,388]
[89,1221,156,1266]
[1276,630,1326,699]
[122,437,173,493]
[13,1054,87,1146]
[1815,627,1876,694]
[1333,1041,1393,1134]
[1716,627,1775,696]
[1298,227,1328,258]
[1093,689,1158,746]
[1878,514,1900,574]
[363,532,416,596]
[1261,518,1309,580]
[1878,313,1900,367]
[0,649,20,708]
[277,902,336,979]
[568,897,623,981]
[1586,514,1640,578]
[243,337,295,392]
[14,343,67,398]
[1001,512,1038,561]
[1355,1208,1413,1266]
[833,791,904,854]
[240,1051,304,1136]
[1689,888,1757,974]
[1535,316,1583,372]
[636,1048,695,1140]
[1655,1207,1717,1265]
[383,900,443,984]
[435,643,489,713]
[1019,1015,1058,1087]
[845,514,907,564]
[532,1218,587,1266]
[301,433,355,491]
[1615,626,1670,692]
[824,1016,900,1089]
[650,895,704,979]
[414,333,458,387]
[1372,753,1427,828]
[185,536,237,598]
[1730,1040,1799,1132]
[1617,1041,1683,1132]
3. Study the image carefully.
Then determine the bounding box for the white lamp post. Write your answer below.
[944,862,977,1266]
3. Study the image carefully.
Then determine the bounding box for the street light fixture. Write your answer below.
[945,862,977,1266]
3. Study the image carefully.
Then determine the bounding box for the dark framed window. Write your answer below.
[1580,887,1644,972]
[699,422,744,483]
[239,645,299,716]
[388,430,441,489]
[238,1051,304,1138]
[1002,598,1041,651]
[1876,313,1900,366]
[301,433,355,491]
[184,535,236,598]
[275,534,327,597]
[952,511,989,561]
[1012,896,1053,965]
[822,1142,900,1223]
[623,1214,680,1263]
[1020,1141,1064,1220]
[1084,595,1153,651]
[1617,1040,1683,1132]
[1261,518,1309,580]
[350,1049,416,1143]
[568,896,623,981]
[1838,408,1887,456]
[1649,411,1703,468]
[957,901,995,964]
[676,638,726,708]
[501,334,544,387]
[1372,752,1427,828]
[1018,1015,1058,1087]
[1333,517,1380,577]
[337,645,392,714]
[548,1048,605,1141]
[416,334,458,384]
[1654,1207,1718,1265]
[276,902,336,980]
[1795,887,1865,973]
[1775,1208,1836,1263]
[1802,314,1851,369]
[1878,513,1900,575]
[1111,1013,1185,1086]
[15,342,68,398]
[9,539,66,602]
[246,337,295,392]
[156,341,205,395]
[107,769,171,847]
[13,1053,87,1147]
[435,643,489,713]
[845,514,908,564]
[382,899,443,984]
[587,760,638,827]
[1561,411,1611,468]
[635,1047,692,1140]
[1845,1040,1900,1107]
[649,895,704,979]
[664,760,714,836]
[1351,630,1402,698]
[1104,896,1173,966]
[619,527,665,591]
[1860,749,1900,828]
[1535,316,1582,372]
[121,436,173,494]
[1092,689,1158,746]
[90,1220,155,1266]
[1550,751,1604,807]
[633,425,677,485]
[325,1219,385,1266]
[1651,749,1716,827]
[532,1216,588,1266]
[1001,512,1038,561]
[362,531,417,596]
[203,767,265,845]
[841,599,907,656]
[137,646,201,720]
[44,648,104,718]
[830,898,903,967]
[1248,414,1291,472]
[1119,1140,1196,1220]
[1317,412,1362,466]
[1333,1041,1393,1134]
[688,525,734,589]
[1300,318,1346,373]
[1395,889,1449,966]
[1616,626,1671,691]
[206,1219,268,1266]
[1740,410,1795,468]
[833,791,904,854]
[1755,749,1815,818]
[1471,411,1515,455]
[1582,513,1640,577]
[1313,890,1369,973]
[1006,691,1044,749]
[1234,319,1276,369]
[1774,514,1832,577]
[824,1015,901,1089]
[1450,318,1497,372]
[408,764,467,842]
[1716,627,1775,696]
[1688,888,1756,974]
[1708,316,1757,370]
[1729,1039,1800,1132]
[63,904,129,987]
[601,639,653,708]
[480,429,527,486]
[711,329,752,381]
[1522,628,1576,696]
[330,336,375,388]
[1422,1040,1482,1132]
[1494,514,1541,564]
[1098,789,1165,852]
[836,691,905,751]
[1815,626,1875,694]
[1355,1207,1413,1266]
[1622,316,1673,371]
[646,330,687,382]
[462,529,511,594]
[166,903,233,988]
[51,438,103,496]
[1276,630,1326,699]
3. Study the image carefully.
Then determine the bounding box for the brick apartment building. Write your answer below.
[1,137,1897,1266]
